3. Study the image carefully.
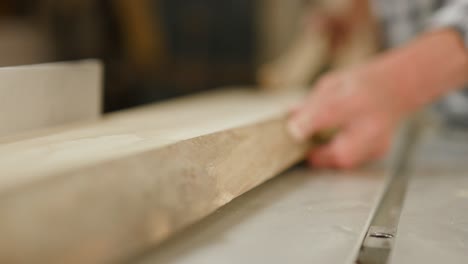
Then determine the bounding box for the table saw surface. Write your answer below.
[135,118,468,264]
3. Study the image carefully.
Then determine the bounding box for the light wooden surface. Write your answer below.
[134,121,410,264]
[390,122,468,264]
[0,60,102,138]
[0,89,308,264]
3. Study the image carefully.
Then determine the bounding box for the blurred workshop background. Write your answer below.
[0,0,319,112]
[3,0,465,124]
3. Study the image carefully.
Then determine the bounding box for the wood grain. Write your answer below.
[0,89,308,264]
[0,60,102,138]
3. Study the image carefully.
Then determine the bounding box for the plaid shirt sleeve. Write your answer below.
[429,0,468,46]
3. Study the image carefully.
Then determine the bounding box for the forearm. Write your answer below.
[370,29,468,113]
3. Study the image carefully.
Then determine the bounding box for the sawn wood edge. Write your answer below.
[0,116,308,264]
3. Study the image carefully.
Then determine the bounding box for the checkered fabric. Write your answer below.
[371,0,468,47]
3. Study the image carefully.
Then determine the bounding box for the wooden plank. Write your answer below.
[134,122,410,264]
[390,121,468,264]
[0,89,307,264]
[0,60,102,138]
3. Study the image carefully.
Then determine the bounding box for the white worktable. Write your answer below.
[390,122,468,264]
[135,165,391,264]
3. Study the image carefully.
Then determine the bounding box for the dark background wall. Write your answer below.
[0,0,257,112]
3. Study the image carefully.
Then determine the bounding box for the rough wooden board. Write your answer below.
[0,89,301,191]
[0,89,307,264]
[134,166,390,264]
[133,121,411,264]
[389,123,468,264]
[0,60,102,138]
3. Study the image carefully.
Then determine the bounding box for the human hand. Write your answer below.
[287,29,468,169]
[287,65,406,169]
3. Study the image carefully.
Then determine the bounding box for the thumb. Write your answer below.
[287,97,348,142]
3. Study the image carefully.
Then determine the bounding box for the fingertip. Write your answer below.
[330,143,359,170]
[307,147,333,168]
[287,109,322,142]
[287,118,307,142]
[308,156,325,168]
